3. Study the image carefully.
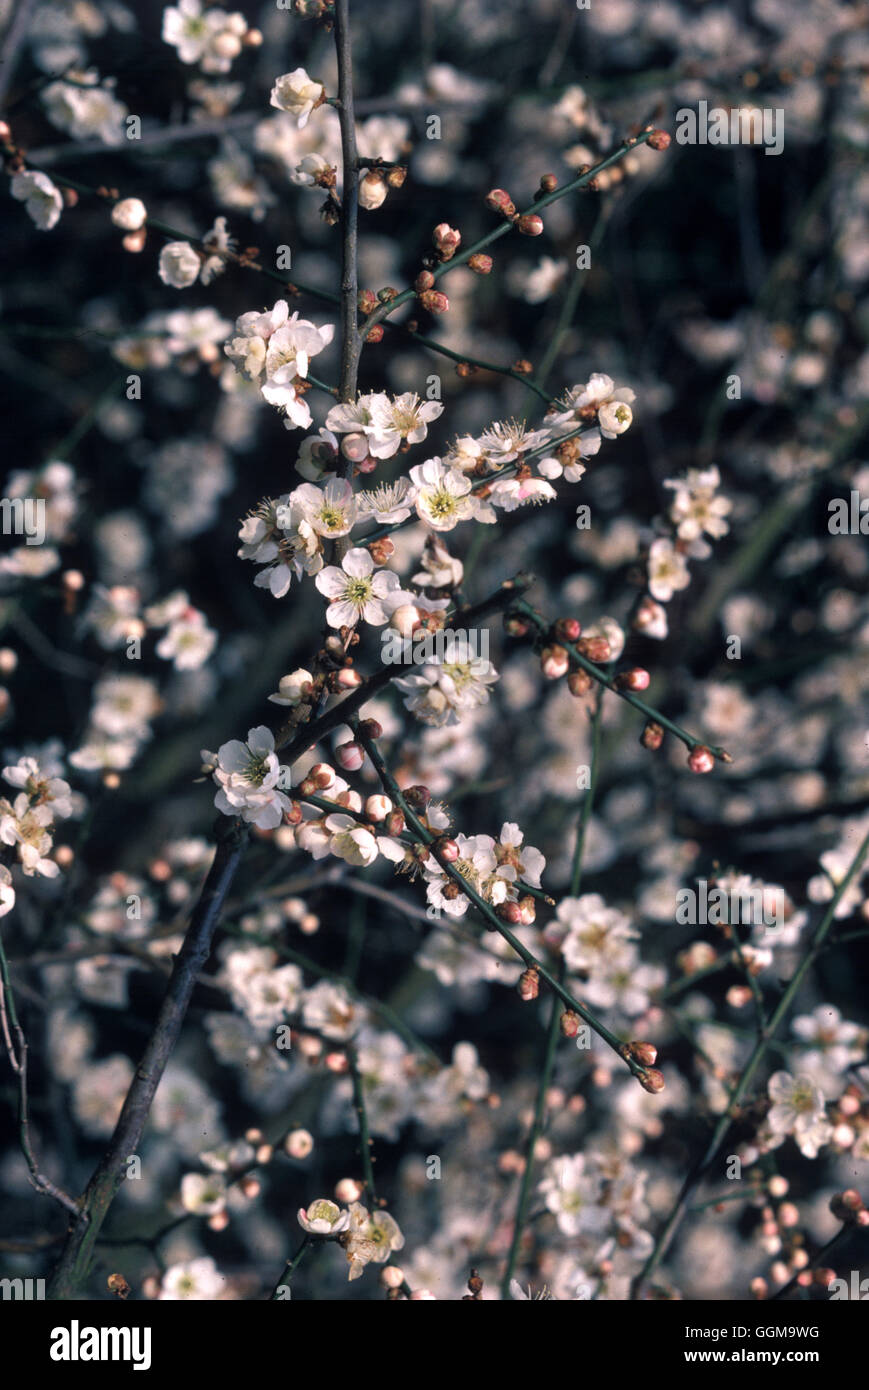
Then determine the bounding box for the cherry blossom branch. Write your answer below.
[509,597,733,763]
[273,572,536,756]
[347,1044,377,1201]
[352,724,649,1081]
[0,929,81,1218]
[47,816,249,1299]
[631,825,869,1300]
[333,0,362,416]
[361,130,658,336]
[499,687,607,1299]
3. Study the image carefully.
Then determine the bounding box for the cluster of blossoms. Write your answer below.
[537,1150,655,1296]
[548,894,667,1023]
[0,756,75,882]
[162,0,258,74]
[80,585,216,670]
[422,823,545,919]
[42,70,128,145]
[70,675,163,774]
[157,217,236,290]
[0,460,77,582]
[638,465,732,637]
[223,300,334,429]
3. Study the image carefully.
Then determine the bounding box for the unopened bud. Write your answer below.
[567,670,593,698]
[336,741,364,771]
[418,289,449,315]
[358,289,378,314]
[468,253,493,274]
[539,173,558,194]
[365,794,392,822]
[518,966,539,1001]
[688,745,715,774]
[367,537,394,565]
[628,1040,658,1066]
[385,810,405,836]
[386,165,407,188]
[496,901,522,925]
[554,617,582,643]
[541,644,570,680]
[366,324,384,343]
[358,718,382,740]
[433,222,461,259]
[486,188,516,218]
[515,213,544,236]
[641,720,664,751]
[436,838,459,862]
[560,1010,580,1037]
[284,1128,314,1159]
[615,667,650,692]
[404,785,431,810]
[335,667,363,689]
[647,129,671,151]
[637,1068,665,1094]
[414,270,435,293]
[577,635,611,663]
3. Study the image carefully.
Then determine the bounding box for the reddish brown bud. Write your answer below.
[367,537,394,565]
[485,188,516,218]
[518,966,540,1001]
[436,838,459,862]
[62,186,79,208]
[456,362,477,378]
[503,613,529,637]
[357,289,378,313]
[414,270,435,293]
[637,1068,665,1094]
[385,810,405,837]
[496,901,522,925]
[365,324,384,343]
[614,667,651,692]
[386,165,407,188]
[647,129,671,151]
[641,721,664,751]
[404,785,431,810]
[577,635,611,663]
[539,173,558,194]
[688,745,715,774]
[513,359,533,375]
[418,289,449,315]
[560,1010,580,1037]
[468,253,493,274]
[515,213,544,236]
[358,718,382,740]
[541,644,570,680]
[628,1040,658,1066]
[567,670,593,698]
[554,617,582,643]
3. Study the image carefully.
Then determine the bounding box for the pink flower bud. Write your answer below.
[637,1068,665,1094]
[541,644,570,679]
[515,213,544,236]
[365,794,392,822]
[336,741,364,771]
[433,222,461,259]
[436,838,459,862]
[628,1040,658,1066]
[414,270,435,292]
[641,721,664,751]
[647,128,671,151]
[468,253,493,274]
[577,635,611,663]
[486,188,516,217]
[359,172,388,210]
[615,667,650,692]
[560,1010,580,1037]
[341,432,371,462]
[688,745,715,774]
[418,289,449,315]
[385,810,405,836]
[335,1177,363,1203]
[554,617,582,643]
[284,1128,314,1159]
[567,670,593,697]
[518,967,539,1001]
[389,603,421,637]
[335,668,363,689]
[496,901,522,925]
[358,289,378,314]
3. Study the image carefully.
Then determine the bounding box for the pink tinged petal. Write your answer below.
[342,547,374,579]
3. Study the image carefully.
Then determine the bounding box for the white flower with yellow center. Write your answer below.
[409,458,476,531]
[314,547,404,628]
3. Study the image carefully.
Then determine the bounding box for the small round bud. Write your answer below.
[637,1068,665,1094]
[518,966,539,1001]
[539,173,558,194]
[385,810,405,837]
[386,166,407,188]
[496,901,522,925]
[468,253,493,274]
[335,1177,364,1203]
[560,1010,580,1037]
[577,635,611,663]
[365,794,392,822]
[358,289,378,314]
[366,324,384,343]
[628,1040,658,1066]
[541,644,570,680]
[0,648,17,675]
[341,431,371,462]
[554,617,582,643]
[641,720,664,751]
[567,670,593,698]
[615,667,650,692]
[359,172,388,210]
[404,785,431,810]
[335,668,363,690]
[503,613,529,637]
[418,289,449,315]
[62,186,78,208]
[688,745,715,774]
[382,1266,404,1289]
[389,602,421,637]
[284,1128,314,1159]
[433,222,461,259]
[515,213,544,236]
[485,188,516,217]
[436,838,459,862]
[647,129,671,151]
[336,741,364,772]
[111,197,147,231]
[358,718,382,740]
[367,538,394,565]
[414,271,435,293]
